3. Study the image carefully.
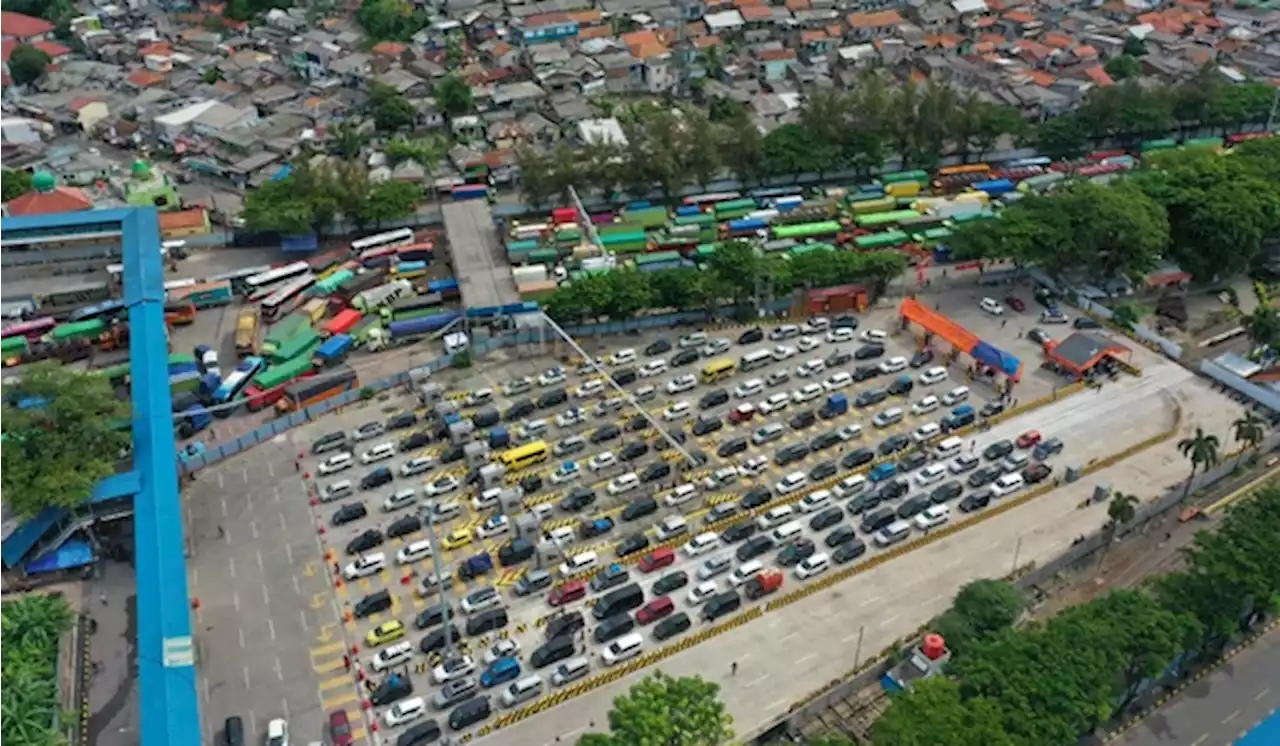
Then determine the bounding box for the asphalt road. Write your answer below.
[1116,626,1280,746]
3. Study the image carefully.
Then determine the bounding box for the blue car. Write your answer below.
[480,656,521,688]
[869,462,898,483]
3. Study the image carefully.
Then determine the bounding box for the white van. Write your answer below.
[740,349,774,372]
[396,540,432,564]
[400,457,434,477]
[919,366,949,386]
[371,640,415,672]
[756,505,795,531]
[662,483,698,507]
[344,552,386,579]
[318,452,354,476]
[546,525,576,548]
[609,348,637,366]
[663,401,692,421]
[912,395,940,415]
[684,531,719,557]
[361,442,396,464]
[728,560,764,587]
[799,489,833,513]
[873,521,912,547]
[991,473,1025,497]
[941,386,970,405]
[517,419,549,441]
[914,463,947,487]
[634,384,658,402]
[551,657,591,687]
[384,697,426,727]
[912,422,941,443]
[558,550,599,577]
[502,675,545,707]
[873,407,905,428]
[835,475,867,498]
[770,520,803,544]
[734,378,764,399]
[321,480,353,502]
[383,488,418,512]
[608,473,640,495]
[465,388,495,407]
[933,436,963,460]
[602,633,645,665]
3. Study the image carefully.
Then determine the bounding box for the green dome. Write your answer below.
[131,160,152,180]
[32,170,55,193]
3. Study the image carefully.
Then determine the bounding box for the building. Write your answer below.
[122,160,180,211]
[4,170,94,216]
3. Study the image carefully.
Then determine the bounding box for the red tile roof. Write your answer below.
[0,11,54,39]
[1002,10,1035,23]
[757,48,796,61]
[159,208,209,232]
[740,5,773,21]
[138,41,172,57]
[371,41,407,56]
[67,96,103,112]
[0,39,16,62]
[1084,65,1114,87]
[6,187,93,216]
[1042,32,1074,49]
[846,10,901,28]
[1025,69,1056,87]
[32,40,70,57]
[126,69,167,87]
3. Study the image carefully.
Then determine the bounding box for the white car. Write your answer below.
[683,531,720,557]
[609,348,637,366]
[608,473,640,495]
[318,452,354,476]
[483,638,521,664]
[879,356,908,374]
[949,453,980,474]
[538,367,566,386]
[772,345,797,362]
[343,552,386,579]
[661,483,698,507]
[351,421,386,442]
[432,655,476,684]
[915,504,951,529]
[738,455,768,477]
[796,359,826,378]
[797,336,821,353]
[575,379,605,398]
[860,329,888,344]
[475,515,510,539]
[912,395,940,415]
[792,383,824,403]
[425,500,461,524]
[826,327,855,343]
[801,317,830,334]
[775,471,808,495]
[667,374,697,394]
[639,359,668,378]
[686,581,719,605]
[464,388,494,408]
[199,348,220,378]
[550,461,582,484]
[769,325,800,341]
[502,376,534,396]
[759,392,791,414]
[823,372,853,391]
[679,332,709,349]
[556,408,587,427]
[795,553,831,580]
[918,366,948,386]
[588,452,617,472]
[266,718,289,746]
[425,475,460,497]
[979,297,1004,315]
[836,424,862,441]
[766,370,791,387]
[914,463,947,487]
[700,339,731,357]
[734,379,764,399]
[384,698,426,728]
[663,401,691,421]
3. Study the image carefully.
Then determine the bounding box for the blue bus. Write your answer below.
[69,298,127,323]
[212,356,264,416]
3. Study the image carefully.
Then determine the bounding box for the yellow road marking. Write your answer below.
[315,624,338,644]
[319,676,352,693]
[310,592,329,610]
[310,641,346,659]
[321,689,359,710]
[302,562,316,577]
[314,656,346,674]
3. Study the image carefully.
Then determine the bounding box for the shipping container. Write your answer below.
[352,280,413,313]
[323,308,363,337]
[170,370,202,395]
[885,181,921,198]
[271,328,321,364]
[771,222,843,240]
[388,312,462,339]
[713,198,758,220]
[635,251,683,267]
[251,354,316,392]
[261,313,311,356]
[2,336,28,356]
[673,212,716,227]
[334,270,387,303]
[856,210,924,228]
[849,197,896,215]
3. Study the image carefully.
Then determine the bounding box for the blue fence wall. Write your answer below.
[1199,359,1280,414]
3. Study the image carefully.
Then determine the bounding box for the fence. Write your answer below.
[1199,359,1280,414]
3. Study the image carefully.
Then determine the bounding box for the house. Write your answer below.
[1,11,55,42]
[755,47,796,81]
[846,10,903,41]
[490,81,547,113]
[511,13,580,46]
[4,171,94,216]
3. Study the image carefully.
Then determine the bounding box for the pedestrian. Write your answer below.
[294,460,300,472]
[217,525,225,539]
[99,592,108,606]
[731,661,738,676]
[1001,319,1008,328]
[343,655,351,672]
[332,562,340,575]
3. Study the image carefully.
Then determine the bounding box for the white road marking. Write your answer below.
[251,521,259,540]
[218,472,225,489]
[228,557,236,578]
[299,609,309,631]
[267,617,276,642]
[744,674,770,689]
[797,653,818,666]
[248,710,256,736]
[267,461,275,478]
[262,584,271,605]
[273,485,280,502]
[292,575,301,595]
[238,628,246,649]
[233,592,240,612]
[241,467,249,483]
[858,596,881,608]
[220,496,228,518]
[256,549,264,570]
[274,657,284,682]
[201,675,210,704]
[284,544,293,563]
[278,511,287,531]
[878,614,900,627]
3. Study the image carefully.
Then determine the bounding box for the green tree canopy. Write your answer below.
[367,83,416,132]
[872,678,1013,746]
[2,168,34,202]
[8,44,50,86]
[1,362,132,518]
[579,672,733,746]
[435,74,474,118]
[356,0,429,41]
[1104,55,1142,81]
[930,580,1024,656]
[350,179,420,228]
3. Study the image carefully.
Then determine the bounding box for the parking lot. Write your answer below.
[183,297,1104,745]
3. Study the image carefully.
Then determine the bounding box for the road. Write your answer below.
[1116,625,1280,746]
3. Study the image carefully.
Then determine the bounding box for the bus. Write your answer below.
[245,356,315,411]
[167,280,234,308]
[261,274,317,322]
[39,281,111,309]
[212,356,265,413]
[499,440,550,471]
[244,261,312,296]
[165,300,197,326]
[207,265,274,295]
[2,317,57,341]
[69,299,127,323]
[235,307,261,356]
[313,269,355,297]
[307,247,352,277]
[50,319,107,342]
[771,222,842,241]
[352,228,415,258]
[683,192,741,207]
[276,364,358,413]
[700,359,736,384]
[937,163,990,177]
[1001,156,1051,169]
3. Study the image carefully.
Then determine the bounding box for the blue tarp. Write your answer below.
[26,537,95,574]
[973,178,1015,196]
[971,341,1021,378]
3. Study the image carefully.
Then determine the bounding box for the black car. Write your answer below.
[897,450,929,473]
[652,432,687,453]
[414,602,455,629]
[775,443,810,466]
[420,626,461,654]
[616,533,650,557]
[958,489,992,512]
[384,412,415,430]
[896,495,931,519]
[653,612,693,641]
[361,467,394,490]
[876,478,909,502]
[833,315,859,329]
[620,442,649,461]
[537,388,568,409]
[370,673,414,706]
[809,460,838,482]
[739,487,772,510]
[832,539,868,564]
[1023,462,1053,484]
[853,364,881,382]
[398,431,431,452]
[1033,286,1059,307]
[504,400,536,422]
[625,414,648,432]
[699,389,730,410]
[591,424,621,444]
[909,349,935,368]
[646,338,672,356]
[983,440,1015,461]
[1027,328,1053,346]
[735,535,776,562]
[825,349,853,367]
[692,417,723,436]
[652,571,689,596]
[621,497,658,522]
[809,507,844,532]
[1073,316,1102,330]
[930,481,964,504]
[842,447,875,469]
[980,401,1006,418]
[672,349,700,366]
[346,529,384,555]
[560,487,596,512]
[737,327,764,345]
[789,410,817,430]
[887,376,914,396]
[845,491,880,515]
[878,434,910,456]
[332,502,367,526]
[811,431,841,451]
[718,437,749,458]
[855,388,887,407]
[580,516,615,538]
[520,474,543,494]
[825,525,860,548]
[439,444,465,464]
[720,520,757,544]
[387,515,422,539]
[613,368,638,387]
[777,538,817,567]
[854,344,885,360]
[967,466,1002,488]
[640,462,672,482]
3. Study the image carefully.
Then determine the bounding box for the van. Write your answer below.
[396,721,441,746]
[740,349,773,372]
[799,489,832,513]
[385,697,426,727]
[372,640,415,671]
[321,480,353,502]
[634,384,658,402]
[592,582,645,620]
[701,590,742,622]
[223,716,245,746]
[602,633,645,665]
[400,457,434,477]
[548,581,587,607]
[991,473,1025,497]
[835,475,867,498]
[933,436,963,460]
[466,608,509,636]
[501,675,544,707]
[530,635,575,669]
[319,452,354,475]
[312,431,348,455]
[771,520,803,544]
[860,507,896,534]
[361,467,394,490]
[383,488,418,512]
[752,423,785,446]
[728,560,764,587]
[873,407,904,428]
[447,697,492,731]
[912,422,941,443]
[354,590,393,618]
[874,520,912,547]
[362,442,396,464]
[941,386,970,405]
[551,657,591,687]
[513,568,552,596]
[756,506,794,531]
[499,538,536,567]
[697,554,733,580]
[639,547,678,572]
[681,533,718,559]
[559,550,598,578]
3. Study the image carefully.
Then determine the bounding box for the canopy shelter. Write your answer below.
[1044,332,1131,376]
[898,298,1023,381]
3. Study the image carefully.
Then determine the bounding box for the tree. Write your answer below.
[1122,35,1147,57]
[1,363,132,518]
[953,98,1026,162]
[367,83,416,132]
[706,240,762,307]
[356,0,429,41]
[679,109,723,190]
[2,168,34,202]
[1177,427,1221,499]
[330,118,368,159]
[1110,303,1146,330]
[435,74,474,118]
[351,179,420,227]
[1230,411,1266,465]
[241,160,344,234]
[1032,115,1091,161]
[930,579,1024,656]
[1107,492,1140,529]
[716,106,764,185]
[516,147,556,208]
[1104,55,1142,81]
[872,678,1013,746]
[1244,307,1280,349]
[8,44,50,87]
[578,672,733,746]
[1,594,76,746]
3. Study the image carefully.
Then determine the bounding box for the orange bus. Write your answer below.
[165,300,196,326]
[936,163,991,177]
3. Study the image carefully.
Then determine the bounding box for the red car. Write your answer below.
[1004,296,1027,312]
[328,710,353,746]
[635,596,675,625]
[1015,430,1042,449]
[1022,462,1053,484]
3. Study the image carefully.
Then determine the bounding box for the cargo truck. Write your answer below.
[366,312,462,351]
[820,393,848,419]
[276,364,358,413]
[312,334,353,368]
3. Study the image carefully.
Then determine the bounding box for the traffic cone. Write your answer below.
[370,723,379,733]
[362,699,372,710]
[325,549,334,561]
[335,578,343,589]
[400,574,411,585]
[357,668,365,681]
[304,472,312,479]
[351,644,360,655]
[309,498,318,507]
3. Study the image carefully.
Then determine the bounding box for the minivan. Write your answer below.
[312,431,347,455]
[321,480,354,502]
[873,520,912,547]
[551,657,591,686]
[728,559,764,587]
[933,436,963,460]
[753,423,785,446]
[501,675,544,707]
[873,407,904,428]
[513,568,552,597]
[602,633,645,666]
[319,452,354,476]
[383,488,418,512]
[592,582,645,620]
[860,507,896,534]
[466,608,509,636]
[362,442,396,464]
[448,697,492,731]
[530,635,575,669]
[354,589,393,618]
[361,467,394,490]
[770,520,803,544]
[399,457,434,477]
[594,613,636,643]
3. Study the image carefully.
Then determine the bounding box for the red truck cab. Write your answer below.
[743,570,784,600]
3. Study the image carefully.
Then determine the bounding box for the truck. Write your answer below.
[176,404,214,439]
[820,393,848,420]
[261,313,311,357]
[234,306,260,356]
[352,280,412,313]
[312,334,353,368]
[271,328,321,364]
[457,553,493,581]
[366,312,463,351]
[489,427,510,449]
[322,308,362,337]
[743,569,783,600]
[277,364,358,413]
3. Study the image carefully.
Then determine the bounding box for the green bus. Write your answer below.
[314,269,355,296]
[789,243,835,257]
[2,336,28,356]
[98,362,132,386]
[50,319,106,342]
[262,313,311,357]
[850,196,896,215]
[252,355,315,391]
[856,210,922,228]
[271,328,321,364]
[914,227,952,246]
[713,199,758,220]
[1183,137,1224,151]
[1140,138,1178,153]
[854,230,911,250]
[772,221,843,241]
[624,207,670,229]
[879,170,929,185]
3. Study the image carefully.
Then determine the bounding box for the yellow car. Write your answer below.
[441,529,473,551]
[365,620,406,647]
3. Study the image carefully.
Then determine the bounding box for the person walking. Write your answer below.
[731,661,738,677]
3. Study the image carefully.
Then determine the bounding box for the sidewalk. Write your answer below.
[84,561,141,746]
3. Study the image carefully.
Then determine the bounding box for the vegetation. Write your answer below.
[3,0,76,40]
[367,83,417,132]
[1,594,75,746]
[1177,426,1221,498]
[435,74,474,118]
[240,160,419,234]
[543,241,906,324]
[223,0,292,22]
[3,168,34,202]
[1,363,132,519]
[355,0,430,42]
[8,44,51,87]
[1231,412,1267,463]
[579,672,734,746]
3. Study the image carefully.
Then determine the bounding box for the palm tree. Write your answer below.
[1177,427,1221,499]
[1231,411,1267,465]
[1107,492,1140,529]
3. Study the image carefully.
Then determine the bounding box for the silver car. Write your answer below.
[432,677,478,710]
